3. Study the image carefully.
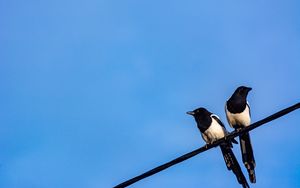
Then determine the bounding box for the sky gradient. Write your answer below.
[1,0,300,188]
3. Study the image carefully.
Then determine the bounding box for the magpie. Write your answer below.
[187,107,249,188]
[225,86,256,183]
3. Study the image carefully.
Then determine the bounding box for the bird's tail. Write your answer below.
[220,143,250,188]
[240,132,256,183]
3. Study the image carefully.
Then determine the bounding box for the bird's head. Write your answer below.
[187,107,213,131]
[234,86,252,98]
[187,107,211,118]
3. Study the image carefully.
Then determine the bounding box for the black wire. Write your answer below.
[114,102,300,188]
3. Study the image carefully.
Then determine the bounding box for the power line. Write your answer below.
[114,102,300,188]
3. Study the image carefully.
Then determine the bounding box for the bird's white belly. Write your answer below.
[202,119,225,144]
[226,105,251,128]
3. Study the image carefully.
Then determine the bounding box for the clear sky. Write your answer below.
[1,0,300,188]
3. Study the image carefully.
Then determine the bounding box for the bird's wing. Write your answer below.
[246,101,251,118]
[211,114,226,128]
[224,102,232,126]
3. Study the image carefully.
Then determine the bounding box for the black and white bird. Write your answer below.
[225,86,256,183]
[187,107,249,188]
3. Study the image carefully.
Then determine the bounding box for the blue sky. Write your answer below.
[1,0,300,188]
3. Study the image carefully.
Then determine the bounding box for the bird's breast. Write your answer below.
[226,105,251,128]
[202,119,226,143]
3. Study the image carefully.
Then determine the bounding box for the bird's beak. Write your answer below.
[186,111,195,115]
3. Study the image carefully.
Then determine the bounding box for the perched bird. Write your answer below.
[225,86,256,183]
[187,107,249,188]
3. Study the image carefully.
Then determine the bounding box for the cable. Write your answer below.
[114,102,300,188]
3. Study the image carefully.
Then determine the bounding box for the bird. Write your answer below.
[187,107,249,188]
[225,86,256,183]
